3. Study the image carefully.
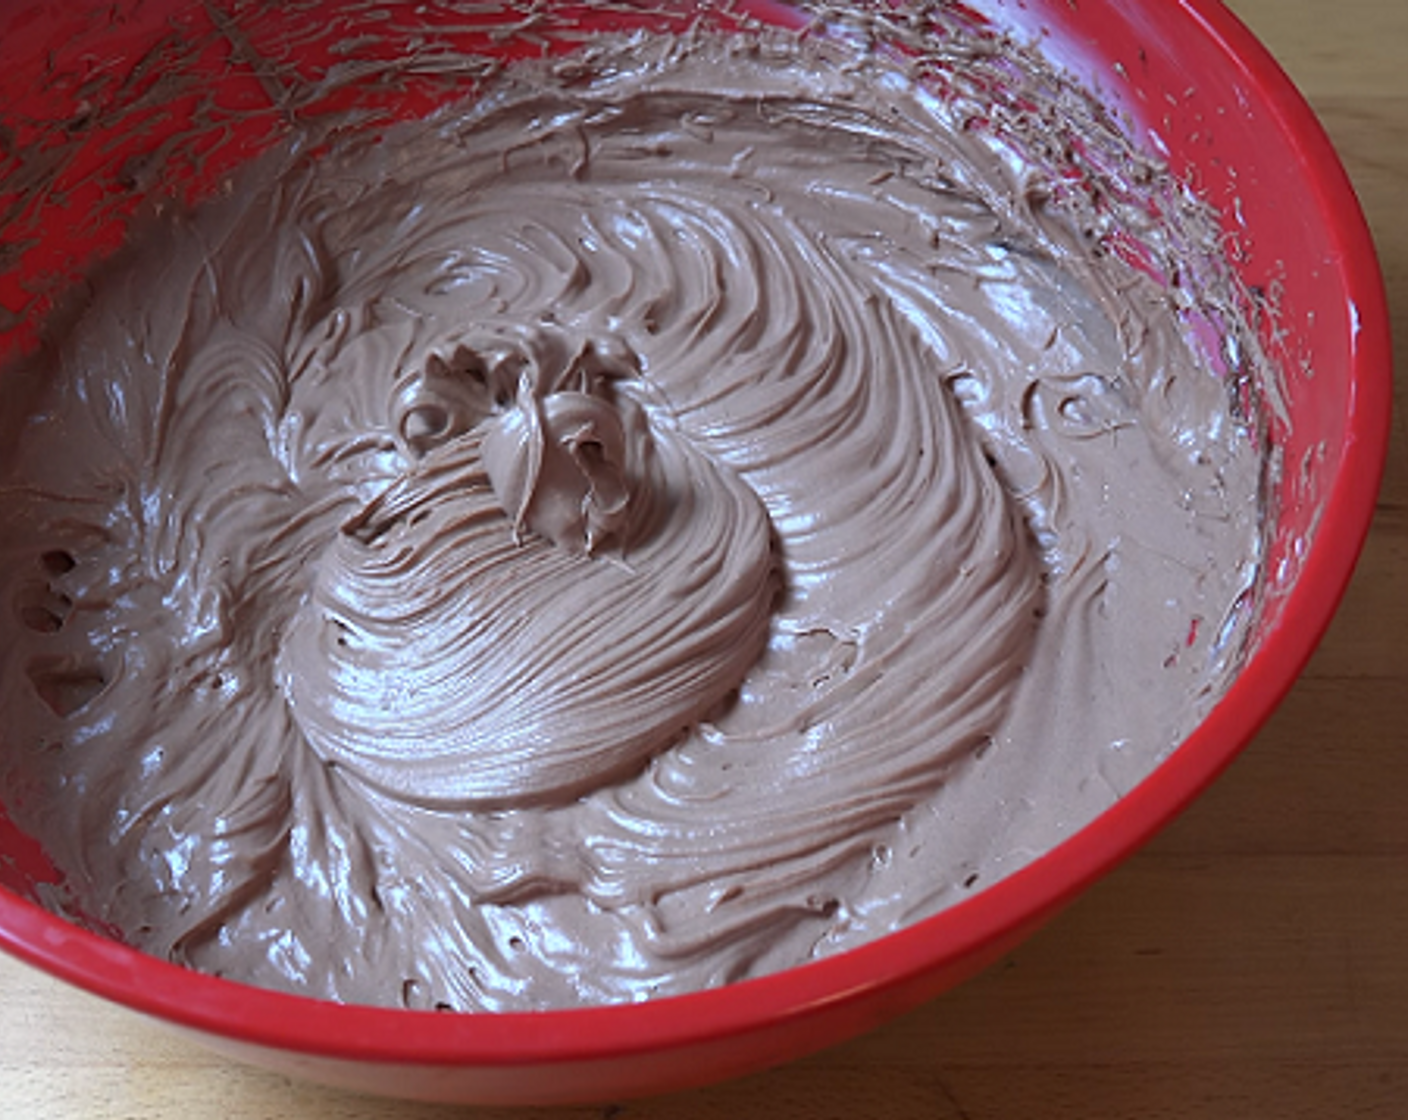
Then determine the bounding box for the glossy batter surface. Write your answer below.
[0,29,1265,1009]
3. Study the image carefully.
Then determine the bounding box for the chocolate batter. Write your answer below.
[0,24,1267,1009]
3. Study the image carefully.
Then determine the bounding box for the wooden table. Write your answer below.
[3,1,1404,1116]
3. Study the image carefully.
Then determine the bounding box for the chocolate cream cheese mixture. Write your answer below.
[0,13,1269,1009]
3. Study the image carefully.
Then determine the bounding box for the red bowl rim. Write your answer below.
[0,0,1393,1069]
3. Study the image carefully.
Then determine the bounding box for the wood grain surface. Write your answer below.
[3,1,1405,1116]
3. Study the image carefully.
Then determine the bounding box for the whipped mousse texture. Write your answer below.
[0,21,1267,1009]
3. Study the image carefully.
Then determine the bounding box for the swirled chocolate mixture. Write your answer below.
[0,29,1265,1008]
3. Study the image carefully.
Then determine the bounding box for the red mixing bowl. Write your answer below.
[0,0,1391,1104]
